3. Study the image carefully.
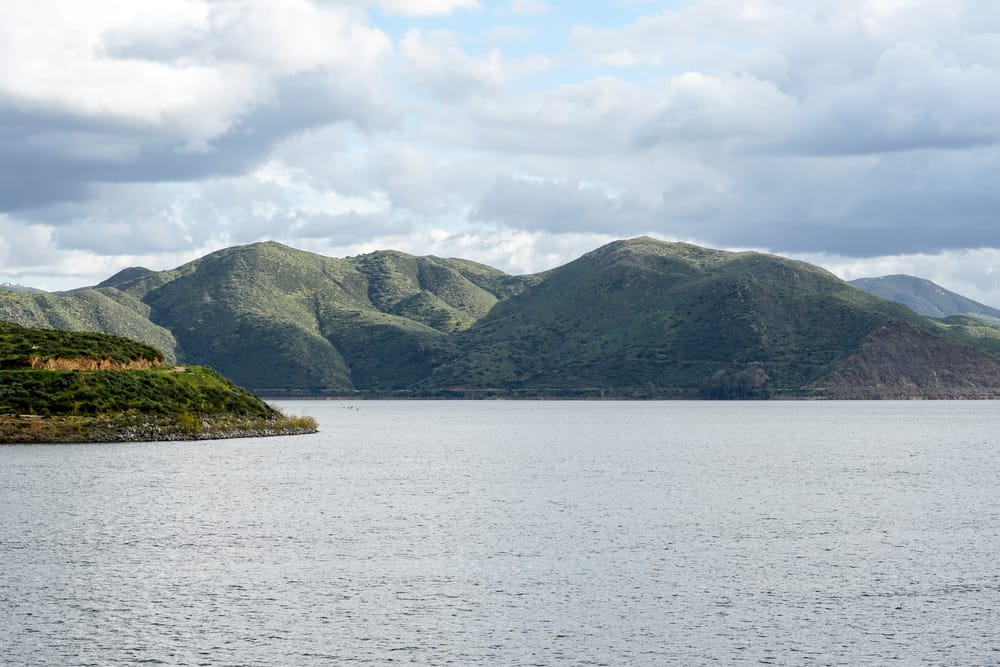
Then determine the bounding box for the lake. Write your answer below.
[2,400,999,665]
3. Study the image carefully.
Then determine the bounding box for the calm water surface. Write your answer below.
[2,401,999,665]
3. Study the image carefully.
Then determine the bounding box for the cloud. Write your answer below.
[419,76,644,156]
[0,0,391,211]
[399,28,552,98]
[5,0,1000,306]
[473,175,657,233]
[0,212,226,291]
[650,147,1000,257]
[36,183,211,254]
[574,0,1000,157]
[507,0,550,16]
[293,211,412,243]
[634,72,797,148]
[362,0,481,16]
[786,44,1000,155]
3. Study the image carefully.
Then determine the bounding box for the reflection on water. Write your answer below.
[2,401,999,665]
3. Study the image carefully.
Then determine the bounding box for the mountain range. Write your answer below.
[3,237,1000,398]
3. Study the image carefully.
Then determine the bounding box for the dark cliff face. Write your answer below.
[811,321,1000,398]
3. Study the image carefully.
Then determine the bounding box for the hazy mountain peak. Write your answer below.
[850,274,1000,320]
[0,282,44,294]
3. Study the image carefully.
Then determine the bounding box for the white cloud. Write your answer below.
[0,212,228,291]
[0,0,390,150]
[1,2,254,148]
[473,175,657,233]
[399,28,552,97]
[637,72,798,147]
[4,0,1000,306]
[363,0,480,16]
[508,0,550,16]
[570,1,1000,160]
[428,76,644,155]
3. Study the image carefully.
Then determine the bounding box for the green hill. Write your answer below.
[3,237,1000,399]
[0,286,177,362]
[927,315,1000,358]
[0,322,315,443]
[95,241,539,395]
[421,237,958,397]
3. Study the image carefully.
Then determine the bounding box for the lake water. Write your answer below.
[2,400,999,665]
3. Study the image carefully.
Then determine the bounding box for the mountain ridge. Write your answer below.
[3,238,1000,398]
[850,274,1000,320]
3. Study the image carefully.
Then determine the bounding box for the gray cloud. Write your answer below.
[5,0,1000,299]
[658,148,1000,257]
[473,175,656,233]
[294,211,412,244]
[2,69,391,215]
[0,1,391,214]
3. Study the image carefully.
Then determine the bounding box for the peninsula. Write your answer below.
[0,322,316,444]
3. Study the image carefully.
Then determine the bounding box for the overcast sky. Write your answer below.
[2,0,1000,305]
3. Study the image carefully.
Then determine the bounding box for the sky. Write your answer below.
[2,0,1000,306]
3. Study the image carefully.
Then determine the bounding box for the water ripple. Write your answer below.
[2,400,999,665]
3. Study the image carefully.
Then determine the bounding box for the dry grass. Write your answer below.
[26,356,165,371]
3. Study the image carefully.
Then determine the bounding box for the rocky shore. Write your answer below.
[0,412,318,444]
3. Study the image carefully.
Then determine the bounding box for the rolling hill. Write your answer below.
[3,237,1000,398]
[0,286,178,361]
[92,242,541,394]
[420,238,1000,397]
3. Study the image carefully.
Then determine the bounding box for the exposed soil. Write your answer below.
[812,321,1000,398]
[26,356,165,371]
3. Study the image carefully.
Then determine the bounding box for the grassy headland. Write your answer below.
[0,322,316,443]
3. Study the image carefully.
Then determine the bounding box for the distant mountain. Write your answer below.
[3,238,1000,398]
[850,275,1000,320]
[0,282,43,294]
[0,286,178,361]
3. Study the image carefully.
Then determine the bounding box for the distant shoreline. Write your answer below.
[262,389,1000,401]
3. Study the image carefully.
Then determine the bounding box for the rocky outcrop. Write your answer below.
[812,321,1000,398]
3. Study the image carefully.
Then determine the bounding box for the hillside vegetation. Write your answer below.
[0,321,164,368]
[0,288,177,362]
[3,238,1000,399]
[0,322,315,443]
[421,238,937,397]
[95,241,540,394]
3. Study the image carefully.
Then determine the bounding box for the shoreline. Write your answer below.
[0,412,318,445]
